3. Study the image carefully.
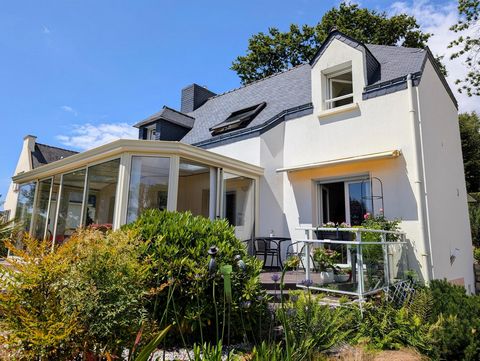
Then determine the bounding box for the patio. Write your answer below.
[255,226,408,300]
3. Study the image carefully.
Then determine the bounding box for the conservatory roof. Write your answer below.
[12,139,263,184]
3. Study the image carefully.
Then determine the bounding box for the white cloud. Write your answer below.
[57,123,138,151]
[390,0,479,113]
[42,26,51,34]
[61,105,78,116]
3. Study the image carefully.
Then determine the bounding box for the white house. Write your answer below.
[4,31,474,292]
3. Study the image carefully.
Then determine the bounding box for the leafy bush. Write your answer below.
[0,229,150,359]
[427,279,480,360]
[58,229,150,357]
[474,247,480,263]
[280,291,355,353]
[355,290,435,355]
[123,210,268,344]
[0,236,78,360]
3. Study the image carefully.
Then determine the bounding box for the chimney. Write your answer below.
[181,84,216,113]
[23,135,37,153]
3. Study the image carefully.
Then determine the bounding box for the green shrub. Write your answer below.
[123,210,268,344]
[59,228,150,357]
[0,229,150,359]
[355,290,435,355]
[280,291,355,353]
[0,236,79,360]
[474,247,480,263]
[427,279,480,360]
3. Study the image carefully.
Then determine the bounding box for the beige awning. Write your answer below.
[276,150,401,173]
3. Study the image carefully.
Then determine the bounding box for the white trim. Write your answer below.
[318,102,359,119]
[277,150,401,173]
[12,140,263,184]
[167,155,179,211]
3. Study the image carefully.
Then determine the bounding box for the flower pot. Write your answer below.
[334,273,350,283]
[319,270,334,284]
[315,230,354,241]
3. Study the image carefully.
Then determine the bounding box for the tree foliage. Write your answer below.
[231,2,431,84]
[449,0,480,96]
[459,112,480,193]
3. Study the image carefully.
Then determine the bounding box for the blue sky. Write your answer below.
[0,0,476,205]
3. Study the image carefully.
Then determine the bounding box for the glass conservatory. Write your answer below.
[12,140,262,247]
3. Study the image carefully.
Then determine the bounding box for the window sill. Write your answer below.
[317,102,359,119]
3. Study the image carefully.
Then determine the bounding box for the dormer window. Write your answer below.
[147,127,156,140]
[325,68,353,109]
[210,102,266,135]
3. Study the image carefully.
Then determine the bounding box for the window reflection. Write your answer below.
[177,159,210,217]
[55,169,86,244]
[223,173,255,240]
[32,178,52,240]
[15,182,36,233]
[84,159,120,229]
[127,156,170,223]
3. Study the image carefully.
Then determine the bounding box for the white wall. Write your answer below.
[417,59,475,290]
[4,136,35,220]
[205,42,472,288]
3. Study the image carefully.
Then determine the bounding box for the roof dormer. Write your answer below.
[310,31,380,117]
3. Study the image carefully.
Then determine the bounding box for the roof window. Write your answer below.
[209,102,266,135]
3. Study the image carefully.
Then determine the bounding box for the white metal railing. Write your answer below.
[294,227,408,300]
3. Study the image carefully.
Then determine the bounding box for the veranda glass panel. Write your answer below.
[177,159,210,217]
[46,175,61,241]
[32,178,52,240]
[84,159,120,229]
[15,182,36,233]
[222,173,255,241]
[55,169,86,244]
[127,156,170,223]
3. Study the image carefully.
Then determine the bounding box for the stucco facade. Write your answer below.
[5,31,474,292]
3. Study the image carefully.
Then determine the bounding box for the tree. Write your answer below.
[449,0,480,96]
[231,2,431,84]
[459,112,480,193]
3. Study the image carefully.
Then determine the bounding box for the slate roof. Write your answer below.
[181,64,312,145]
[366,44,427,86]
[176,31,453,146]
[31,143,78,169]
[134,106,195,129]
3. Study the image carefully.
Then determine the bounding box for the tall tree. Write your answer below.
[231,2,431,84]
[449,0,480,96]
[459,112,480,193]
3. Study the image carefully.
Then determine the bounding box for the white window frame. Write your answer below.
[325,68,353,110]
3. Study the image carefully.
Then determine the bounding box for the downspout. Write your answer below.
[407,73,434,282]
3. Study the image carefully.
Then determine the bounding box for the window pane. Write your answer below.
[15,182,36,233]
[177,159,210,217]
[32,178,52,240]
[56,169,86,243]
[46,175,61,241]
[348,181,372,226]
[223,173,255,240]
[127,156,170,223]
[84,159,120,229]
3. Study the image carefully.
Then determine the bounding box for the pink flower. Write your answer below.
[379,208,384,213]
[364,213,371,220]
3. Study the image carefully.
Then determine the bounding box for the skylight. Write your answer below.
[209,102,266,135]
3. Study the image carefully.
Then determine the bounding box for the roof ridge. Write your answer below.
[36,142,78,154]
[366,43,426,52]
[208,64,309,101]
[162,105,195,119]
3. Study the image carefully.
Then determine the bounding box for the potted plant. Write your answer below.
[334,267,351,283]
[312,248,338,284]
[315,222,354,241]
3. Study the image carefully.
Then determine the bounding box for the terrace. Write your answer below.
[258,226,408,301]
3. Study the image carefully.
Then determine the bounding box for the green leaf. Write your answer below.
[133,324,172,361]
